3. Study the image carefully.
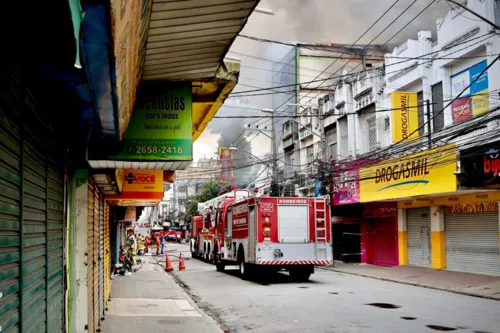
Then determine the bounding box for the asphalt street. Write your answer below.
[166,244,500,333]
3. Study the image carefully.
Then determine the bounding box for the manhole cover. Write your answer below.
[426,325,457,331]
[366,303,401,309]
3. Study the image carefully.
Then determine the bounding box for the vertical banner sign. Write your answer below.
[391,92,419,143]
[111,83,193,160]
[451,60,489,124]
[219,147,234,185]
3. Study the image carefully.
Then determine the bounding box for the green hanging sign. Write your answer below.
[111,83,193,161]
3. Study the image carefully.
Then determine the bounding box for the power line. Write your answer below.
[227,0,404,149]
[230,29,492,97]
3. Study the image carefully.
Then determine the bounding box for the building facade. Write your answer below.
[290,0,500,275]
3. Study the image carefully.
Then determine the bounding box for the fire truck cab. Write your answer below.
[191,190,249,262]
[213,196,332,281]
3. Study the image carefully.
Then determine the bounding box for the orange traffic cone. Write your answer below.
[164,254,174,272]
[178,253,186,271]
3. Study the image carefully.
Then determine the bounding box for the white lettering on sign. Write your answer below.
[233,204,248,215]
[233,218,247,225]
[278,199,308,204]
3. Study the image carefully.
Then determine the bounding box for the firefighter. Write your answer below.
[137,234,145,255]
[155,233,161,255]
[144,235,150,253]
[126,229,137,265]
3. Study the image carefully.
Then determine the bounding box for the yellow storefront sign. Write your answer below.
[391,92,419,143]
[359,144,457,202]
[398,191,500,209]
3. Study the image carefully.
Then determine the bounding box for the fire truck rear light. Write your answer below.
[262,212,271,217]
[263,231,271,237]
[263,217,271,226]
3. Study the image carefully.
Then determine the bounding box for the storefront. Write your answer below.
[331,162,363,263]
[406,208,431,267]
[359,144,459,269]
[444,203,500,276]
[362,203,399,267]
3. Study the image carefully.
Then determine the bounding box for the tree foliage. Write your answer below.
[185,180,220,218]
[196,180,220,202]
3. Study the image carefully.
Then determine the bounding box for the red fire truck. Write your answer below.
[213,196,332,281]
[191,190,250,262]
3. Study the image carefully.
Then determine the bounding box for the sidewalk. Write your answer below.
[100,255,223,333]
[320,262,500,300]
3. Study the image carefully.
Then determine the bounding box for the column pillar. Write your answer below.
[497,202,500,255]
[397,208,408,265]
[72,169,89,333]
[430,206,446,269]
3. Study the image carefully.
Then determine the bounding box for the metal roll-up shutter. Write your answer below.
[93,186,100,331]
[0,60,65,333]
[98,195,105,323]
[46,130,65,332]
[0,88,23,333]
[87,180,95,333]
[445,211,500,276]
[104,202,111,307]
[407,208,431,267]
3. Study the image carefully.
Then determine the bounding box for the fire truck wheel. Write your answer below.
[205,244,211,263]
[238,249,252,280]
[289,268,311,282]
[216,262,225,272]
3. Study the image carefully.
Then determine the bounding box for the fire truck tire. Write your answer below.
[206,244,211,263]
[238,248,252,280]
[216,262,225,272]
[289,268,311,282]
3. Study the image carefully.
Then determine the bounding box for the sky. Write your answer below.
[192,0,451,164]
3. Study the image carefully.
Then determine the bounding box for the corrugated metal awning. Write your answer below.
[144,0,258,81]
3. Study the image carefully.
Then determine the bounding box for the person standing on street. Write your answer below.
[127,229,137,265]
[145,235,150,254]
[155,233,161,255]
[161,233,166,254]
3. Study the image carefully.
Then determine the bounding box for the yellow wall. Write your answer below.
[431,231,446,269]
[398,231,408,265]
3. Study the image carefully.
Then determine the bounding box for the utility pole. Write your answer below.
[270,110,278,186]
[426,99,432,149]
[318,105,328,197]
[262,108,279,196]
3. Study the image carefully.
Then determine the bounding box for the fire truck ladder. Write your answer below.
[314,197,328,260]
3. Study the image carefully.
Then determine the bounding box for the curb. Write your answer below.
[317,267,500,302]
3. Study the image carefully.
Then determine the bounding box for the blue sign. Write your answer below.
[314,180,323,197]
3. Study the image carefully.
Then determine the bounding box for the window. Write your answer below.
[306,146,314,164]
[432,82,444,133]
[338,117,348,158]
[367,115,377,151]
[417,91,425,136]
[325,127,337,160]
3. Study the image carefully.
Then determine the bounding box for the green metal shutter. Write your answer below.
[0,62,65,333]
[0,97,23,333]
[46,133,65,332]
